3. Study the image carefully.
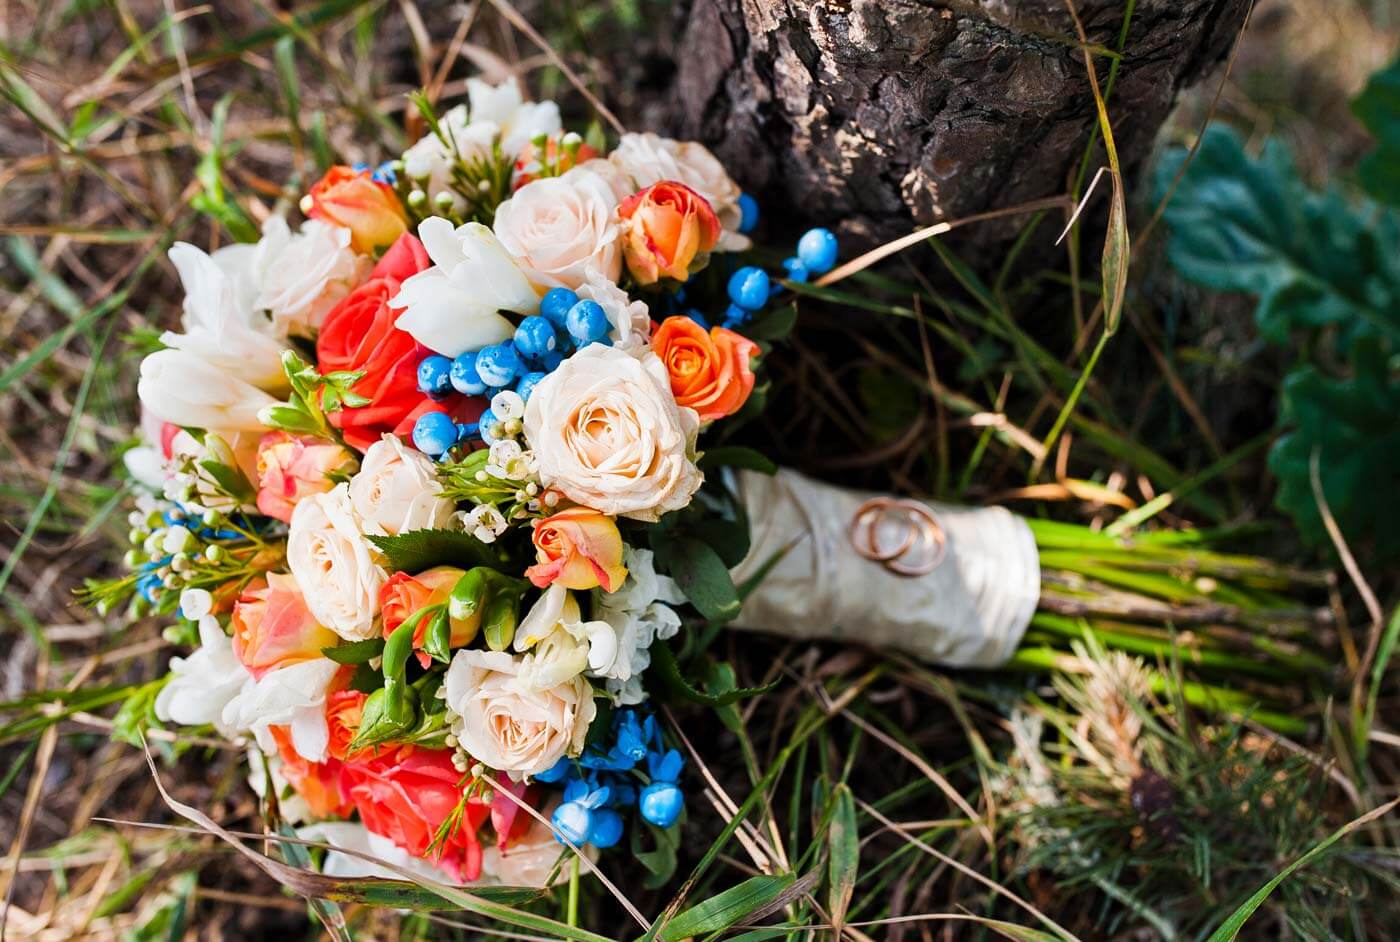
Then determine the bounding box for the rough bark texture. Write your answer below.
[672,0,1249,250]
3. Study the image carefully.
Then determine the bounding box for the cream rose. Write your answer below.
[348,435,456,535]
[523,345,702,522]
[253,216,369,337]
[443,649,595,780]
[607,131,749,250]
[287,484,387,641]
[492,166,621,290]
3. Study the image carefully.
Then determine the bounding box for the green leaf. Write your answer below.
[1156,125,1400,347]
[367,528,502,574]
[322,638,384,665]
[658,874,795,940]
[649,640,777,708]
[1267,340,1400,558]
[744,302,797,341]
[827,784,859,933]
[631,820,680,889]
[698,446,776,475]
[1354,55,1400,206]
[685,516,751,570]
[655,536,740,622]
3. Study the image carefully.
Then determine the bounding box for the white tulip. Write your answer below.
[154,615,249,732]
[138,348,276,432]
[162,242,288,392]
[221,657,341,763]
[389,218,534,357]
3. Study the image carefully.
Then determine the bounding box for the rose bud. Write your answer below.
[255,431,358,523]
[617,180,721,285]
[525,506,627,592]
[380,566,481,665]
[302,165,408,254]
[650,316,760,423]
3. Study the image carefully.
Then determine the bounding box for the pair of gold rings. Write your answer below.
[848,497,948,576]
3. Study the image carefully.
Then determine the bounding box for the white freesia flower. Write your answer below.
[222,657,341,762]
[514,584,617,690]
[389,217,534,357]
[348,435,455,536]
[607,131,749,250]
[593,547,684,704]
[493,166,621,291]
[154,615,248,732]
[523,345,702,521]
[575,265,651,349]
[138,348,277,432]
[443,648,595,780]
[161,242,288,392]
[466,77,561,157]
[253,217,369,337]
[178,588,214,621]
[287,484,387,641]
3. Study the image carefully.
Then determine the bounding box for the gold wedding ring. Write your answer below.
[849,497,948,576]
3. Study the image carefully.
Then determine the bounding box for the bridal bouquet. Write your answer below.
[91,77,816,888]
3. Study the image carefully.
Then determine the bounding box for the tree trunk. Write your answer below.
[671,0,1248,250]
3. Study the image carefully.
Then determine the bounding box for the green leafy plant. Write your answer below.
[1158,113,1400,557]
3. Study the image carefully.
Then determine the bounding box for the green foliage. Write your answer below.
[366,528,503,573]
[1159,123,1400,556]
[190,97,259,242]
[258,349,368,441]
[1354,55,1400,206]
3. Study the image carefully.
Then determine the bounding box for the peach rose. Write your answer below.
[325,688,368,762]
[255,431,357,523]
[525,507,627,592]
[650,316,759,423]
[302,165,408,254]
[379,566,480,665]
[617,181,720,285]
[231,573,340,680]
[492,166,621,290]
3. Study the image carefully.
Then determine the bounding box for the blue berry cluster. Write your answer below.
[714,224,838,331]
[411,286,615,456]
[534,710,686,849]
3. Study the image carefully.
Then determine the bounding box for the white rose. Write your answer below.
[348,435,455,536]
[162,242,288,392]
[523,345,702,521]
[287,484,387,641]
[466,77,561,156]
[253,217,369,337]
[222,657,341,762]
[154,615,249,732]
[389,218,533,357]
[138,348,277,432]
[574,265,651,349]
[493,166,621,291]
[443,649,596,780]
[402,106,498,213]
[607,132,749,250]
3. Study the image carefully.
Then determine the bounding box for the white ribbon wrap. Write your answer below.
[728,469,1040,668]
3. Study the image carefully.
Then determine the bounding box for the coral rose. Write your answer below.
[255,431,357,523]
[269,725,352,819]
[525,507,627,592]
[316,233,476,451]
[650,316,759,423]
[325,688,368,762]
[379,566,480,665]
[230,573,339,680]
[617,181,720,285]
[339,745,490,882]
[302,165,407,254]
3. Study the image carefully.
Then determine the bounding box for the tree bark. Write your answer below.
[672,0,1248,250]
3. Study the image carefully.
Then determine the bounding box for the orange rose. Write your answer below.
[255,431,357,523]
[269,725,352,819]
[380,566,480,665]
[302,165,408,254]
[325,688,368,762]
[617,181,720,285]
[524,506,627,592]
[651,316,759,423]
[230,573,339,680]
